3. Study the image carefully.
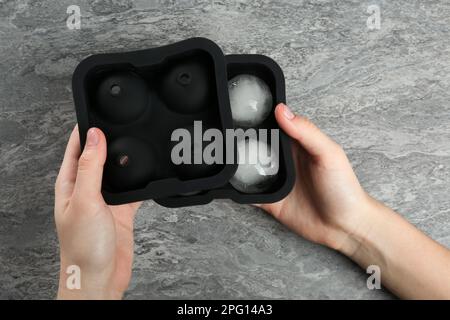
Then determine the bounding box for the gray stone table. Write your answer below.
[0,0,449,299]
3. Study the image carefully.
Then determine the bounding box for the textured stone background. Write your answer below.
[0,0,449,299]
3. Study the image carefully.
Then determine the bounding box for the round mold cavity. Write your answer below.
[96,71,149,124]
[105,136,157,192]
[230,137,279,194]
[228,74,273,128]
[160,60,211,114]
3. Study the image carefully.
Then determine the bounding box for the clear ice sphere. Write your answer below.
[230,137,279,194]
[228,74,273,127]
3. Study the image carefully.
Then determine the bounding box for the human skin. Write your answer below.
[55,126,141,299]
[55,104,450,299]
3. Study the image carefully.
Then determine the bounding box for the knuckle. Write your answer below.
[77,153,92,172]
[320,142,347,168]
[55,178,70,193]
[332,141,344,154]
[54,175,67,193]
[293,116,316,141]
[297,116,314,128]
[54,178,61,193]
[337,145,349,161]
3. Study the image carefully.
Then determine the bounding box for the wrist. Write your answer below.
[333,194,384,258]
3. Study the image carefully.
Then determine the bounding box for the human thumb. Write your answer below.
[73,127,107,200]
[274,103,339,159]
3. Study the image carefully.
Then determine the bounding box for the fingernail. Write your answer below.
[86,128,99,147]
[282,104,295,120]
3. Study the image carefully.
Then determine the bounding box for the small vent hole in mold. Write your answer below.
[110,84,121,97]
[117,154,130,167]
[177,72,192,86]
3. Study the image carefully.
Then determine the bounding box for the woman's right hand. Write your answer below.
[258,104,450,299]
[257,103,375,256]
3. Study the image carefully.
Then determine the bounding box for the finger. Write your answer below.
[55,125,81,209]
[73,127,107,201]
[274,103,339,160]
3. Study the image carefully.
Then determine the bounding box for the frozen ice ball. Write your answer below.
[228,74,273,127]
[230,137,279,194]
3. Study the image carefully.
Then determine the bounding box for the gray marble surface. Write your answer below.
[0,0,449,299]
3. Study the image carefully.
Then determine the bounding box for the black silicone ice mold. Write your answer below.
[155,54,295,208]
[72,38,237,205]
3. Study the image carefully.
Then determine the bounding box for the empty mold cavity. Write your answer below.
[159,54,212,114]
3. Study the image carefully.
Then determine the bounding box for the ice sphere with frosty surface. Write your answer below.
[230,137,279,194]
[228,74,273,127]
